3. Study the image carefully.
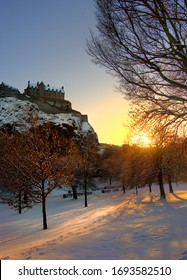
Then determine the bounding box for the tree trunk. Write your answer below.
[24,191,28,204]
[148,183,152,193]
[122,182,126,193]
[158,169,166,199]
[168,175,174,193]
[72,185,78,199]
[84,179,88,207]
[18,191,22,214]
[135,186,138,195]
[42,180,47,230]
[109,177,112,185]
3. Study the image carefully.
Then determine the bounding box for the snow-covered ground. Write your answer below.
[1,182,187,260]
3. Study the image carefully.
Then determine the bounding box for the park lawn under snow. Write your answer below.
[1,183,187,260]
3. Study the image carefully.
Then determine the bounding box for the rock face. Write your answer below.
[0,97,98,142]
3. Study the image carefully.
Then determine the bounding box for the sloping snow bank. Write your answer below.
[0,183,187,260]
[0,97,95,136]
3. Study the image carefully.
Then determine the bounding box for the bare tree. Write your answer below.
[120,145,147,194]
[1,124,70,229]
[100,144,124,185]
[71,135,99,207]
[162,138,182,193]
[173,136,187,182]
[87,0,187,126]
[0,132,33,213]
[0,168,33,214]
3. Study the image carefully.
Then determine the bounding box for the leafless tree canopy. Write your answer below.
[87,0,187,124]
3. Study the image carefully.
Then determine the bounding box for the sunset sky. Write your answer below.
[0,0,129,145]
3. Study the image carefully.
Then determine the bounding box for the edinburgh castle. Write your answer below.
[0,81,88,122]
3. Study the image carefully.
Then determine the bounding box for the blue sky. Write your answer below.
[0,0,129,145]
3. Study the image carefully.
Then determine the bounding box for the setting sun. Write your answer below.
[131,133,152,147]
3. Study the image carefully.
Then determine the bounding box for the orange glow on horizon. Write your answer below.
[86,93,130,146]
[96,126,129,146]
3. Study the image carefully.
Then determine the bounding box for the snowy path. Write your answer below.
[0,193,128,259]
[1,185,187,259]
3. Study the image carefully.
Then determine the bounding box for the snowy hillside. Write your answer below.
[0,97,96,137]
[1,182,187,260]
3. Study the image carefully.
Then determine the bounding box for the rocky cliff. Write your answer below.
[0,97,98,142]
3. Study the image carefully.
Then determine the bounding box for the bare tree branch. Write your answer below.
[87,0,187,124]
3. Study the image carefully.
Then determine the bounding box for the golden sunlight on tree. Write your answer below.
[128,105,187,200]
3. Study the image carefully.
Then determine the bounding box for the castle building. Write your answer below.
[24,81,72,113]
[0,81,88,122]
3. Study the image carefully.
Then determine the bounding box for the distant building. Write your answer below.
[24,81,72,113]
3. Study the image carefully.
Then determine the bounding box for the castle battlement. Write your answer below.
[25,81,66,103]
[24,81,72,112]
[28,81,65,94]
